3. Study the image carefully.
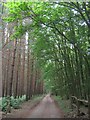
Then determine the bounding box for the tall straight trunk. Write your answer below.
[5,50,10,96]
[1,2,5,47]
[29,58,34,98]
[20,39,25,96]
[26,38,30,101]
[2,57,6,97]
[34,69,37,95]
[9,40,17,97]
[2,2,5,97]
[14,51,19,97]
[18,40,22,97]
[14,40,21,98]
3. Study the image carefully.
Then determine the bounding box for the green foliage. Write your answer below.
[3,1,90,100]
[54,96,71,113]
[1,97,7,112]
[1,95,26,112]
[10,98,20,109]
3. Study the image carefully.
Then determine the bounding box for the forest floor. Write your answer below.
[53,96,88,118]
[2,94,64,118]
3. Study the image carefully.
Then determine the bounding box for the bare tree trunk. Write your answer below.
[20,39,25,97]
[5,50,10,96]
[9,40,17,97]
[26,37,30,101]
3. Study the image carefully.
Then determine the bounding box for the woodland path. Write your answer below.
[27,94,63,118]
[3,94,64,118]
[26,94,64,118]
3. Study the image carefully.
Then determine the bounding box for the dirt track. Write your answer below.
[26,94,63,118]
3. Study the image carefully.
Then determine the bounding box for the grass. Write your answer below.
[30,94,45,104]
[53,96,72,115]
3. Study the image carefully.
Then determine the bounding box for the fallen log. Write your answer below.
[71,96,88,116]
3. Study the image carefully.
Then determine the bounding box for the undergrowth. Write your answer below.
[53,96,72,114]
[0,95,26,112]
[0,94,44,112]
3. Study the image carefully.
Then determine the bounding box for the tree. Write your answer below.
[2,1,90,117]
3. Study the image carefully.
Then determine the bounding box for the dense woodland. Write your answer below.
[0,1,90,118]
